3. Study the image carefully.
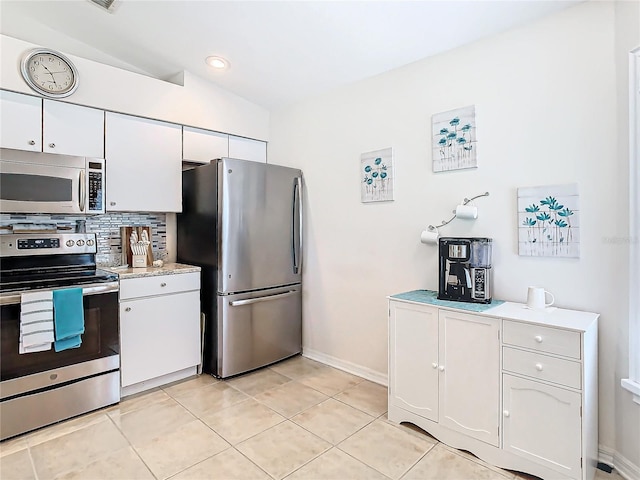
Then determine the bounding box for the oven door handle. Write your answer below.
[0,282,119,306]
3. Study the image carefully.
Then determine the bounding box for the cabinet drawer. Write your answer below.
[503,347,581,389]
[503,321,581,359]
[120,272,200,300]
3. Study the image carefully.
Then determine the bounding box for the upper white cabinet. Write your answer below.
[43,100,104,158]
[228,135,267,163]
[183,126,228,163]
[0,90,104,157]
[105,112,182,212]
[0,90,42,151]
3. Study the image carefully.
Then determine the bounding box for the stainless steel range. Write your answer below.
[0,233,120,441]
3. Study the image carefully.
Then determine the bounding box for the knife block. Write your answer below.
[120,226,153,267]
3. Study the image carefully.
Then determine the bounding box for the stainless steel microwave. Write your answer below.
[0,148,104,215]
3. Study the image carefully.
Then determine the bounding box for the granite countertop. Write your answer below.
[100,262,201,279]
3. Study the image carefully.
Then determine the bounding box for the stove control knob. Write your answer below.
[66,240,75,247]
[86,239,95,246]
[76,239,85,247]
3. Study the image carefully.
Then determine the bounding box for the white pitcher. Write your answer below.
[527,286,555,310]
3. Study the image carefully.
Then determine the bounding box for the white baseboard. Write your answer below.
[599,445,640,480]
[302,348,388,386]
[121,366,198,397]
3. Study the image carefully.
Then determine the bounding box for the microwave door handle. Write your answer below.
[79,169,86,212]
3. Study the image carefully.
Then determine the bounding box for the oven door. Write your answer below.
[0,154,86,215]
[0,283,120,398]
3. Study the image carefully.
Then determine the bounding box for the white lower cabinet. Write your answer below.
[503,374,582,477]
[120,272,201,395]
[389,304,499,445]
[438,309,499,446]
[388,296,598,480]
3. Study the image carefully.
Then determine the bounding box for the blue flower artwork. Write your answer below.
[432,105,477,172]
[517,183,580,258]
[361,147,394,203]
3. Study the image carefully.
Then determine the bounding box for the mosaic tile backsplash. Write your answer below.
[0,213,167,266]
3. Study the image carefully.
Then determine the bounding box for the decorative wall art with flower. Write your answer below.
[432,105,477,173]
[361,147,393,203]
[517,183,580,258]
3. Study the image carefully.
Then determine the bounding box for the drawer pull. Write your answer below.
[125,307,131,312]
[534,335,543,343]
[438,365,445,372]
[160,282,167,287]
[535,363,543,371]
[503,410,510,417]
[28,140,36,145]
[431,363,438,369]
[49,143,56,148]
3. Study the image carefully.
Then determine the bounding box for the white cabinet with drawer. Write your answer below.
[388,293,598,480]
[119,270,201,396]
[501,318,596,480]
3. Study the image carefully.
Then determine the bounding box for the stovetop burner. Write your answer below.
[0,233,118,295]
[0,269,118,294]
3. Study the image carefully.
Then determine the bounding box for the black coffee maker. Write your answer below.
[438,237,493,304]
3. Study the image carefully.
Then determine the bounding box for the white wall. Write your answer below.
[0,34,269,140]
[270,0,638,473]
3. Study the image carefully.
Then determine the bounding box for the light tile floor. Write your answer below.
[0,356,628,480]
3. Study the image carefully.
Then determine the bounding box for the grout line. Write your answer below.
[104,409,159,479]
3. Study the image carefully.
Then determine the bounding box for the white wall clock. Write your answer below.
[20,48,79,98]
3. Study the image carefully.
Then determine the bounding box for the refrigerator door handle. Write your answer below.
[292,176,303,274]
[229,290,298,307]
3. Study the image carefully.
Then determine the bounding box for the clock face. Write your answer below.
[21,49,78,98]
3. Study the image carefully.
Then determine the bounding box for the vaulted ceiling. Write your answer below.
[0,0,582,110]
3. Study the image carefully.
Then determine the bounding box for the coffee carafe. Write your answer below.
[438,237,492,303]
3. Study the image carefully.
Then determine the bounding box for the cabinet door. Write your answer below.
[183,126,228,163]
[120,290,201,387]
[228,135,267,163]
[503,374,582,479]
[0,90,42,151]
[438,310,500,446]
[105,112,182,212]
[43,100,104,158]
[389,301,439,421]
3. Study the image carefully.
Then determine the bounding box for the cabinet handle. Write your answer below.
[438,365,445,372]
[535,363,543,371]
[28,140,36,145]
[125,307,131,312]
[534,335,543,343]
[160,282,167,287]
[431,362,438,369]
[110,201,116,206]
[49,143,56,148]
[503,410,510,417]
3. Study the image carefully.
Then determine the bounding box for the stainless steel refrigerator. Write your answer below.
[177,158,302,378]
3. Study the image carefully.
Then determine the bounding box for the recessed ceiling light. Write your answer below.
[205,56,229,70]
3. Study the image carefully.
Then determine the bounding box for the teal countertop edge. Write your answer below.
[390,290,504,313]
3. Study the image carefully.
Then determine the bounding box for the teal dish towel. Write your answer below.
[53,288,85,352]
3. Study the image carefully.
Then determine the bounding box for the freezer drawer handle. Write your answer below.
[229,290,298,307]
